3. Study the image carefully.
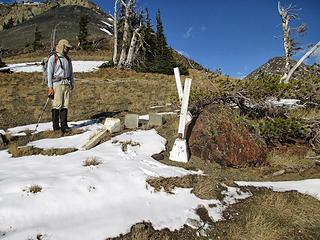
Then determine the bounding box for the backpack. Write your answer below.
[41,52,63,85]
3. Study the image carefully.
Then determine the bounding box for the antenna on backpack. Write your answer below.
[51,22,62,52]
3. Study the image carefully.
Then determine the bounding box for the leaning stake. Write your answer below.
[31,97,50,140]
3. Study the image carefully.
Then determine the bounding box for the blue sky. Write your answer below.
[96,0,320,78]
[4,0,320,77]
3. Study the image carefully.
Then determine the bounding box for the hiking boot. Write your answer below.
[52,109,60,131]
[60,108,71,133]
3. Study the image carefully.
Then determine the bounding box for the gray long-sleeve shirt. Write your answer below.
[47,54,74,88]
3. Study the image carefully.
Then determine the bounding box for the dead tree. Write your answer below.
[113,0,119,65]
[117,0,135,68]
[125,22,142,67]
[113,0,143,69]
[278,2,306,82]
[284,40,320,83]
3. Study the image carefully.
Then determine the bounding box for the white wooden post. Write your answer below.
[174,67,192,124]
[178,78,192,138]
[169,78,192,162]
[174,67,183,103]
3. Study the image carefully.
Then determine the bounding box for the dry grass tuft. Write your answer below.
[120,140,140,153]
[24,184,42,194]
[268,150,314,170]
[83,157,102,167]
[147,174,226,200]
[8,143,76,157]
[288,107,320,120]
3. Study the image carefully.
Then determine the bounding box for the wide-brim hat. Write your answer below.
[56,39,72,54]
[58,39,72,48]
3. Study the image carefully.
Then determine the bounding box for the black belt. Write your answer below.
[53,77,71,82]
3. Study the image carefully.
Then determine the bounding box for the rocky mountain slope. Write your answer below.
[0,0,105,31]
[0,4,113,54]
[245,57,320,80]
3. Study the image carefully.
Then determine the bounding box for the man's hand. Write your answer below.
[48,87,54,99]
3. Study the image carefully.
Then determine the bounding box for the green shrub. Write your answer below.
[256,117,307,144]
[241,74,287,101]
[284,77,320,103]
[189,87,213,103]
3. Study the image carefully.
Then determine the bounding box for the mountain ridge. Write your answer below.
[0,4,113,54]
[0,0,105,31]
[245,56,320,80]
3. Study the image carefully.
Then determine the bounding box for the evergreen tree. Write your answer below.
[144,9,156,62]
[33,24,42,51]
[155,9,167,56]
[137,8,157,72]
[78,14,89,48]
[152,9,188,75]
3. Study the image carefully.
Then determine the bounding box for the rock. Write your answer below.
[189,104,267,167]
[132,223,148,231]
[272,169,286,176]
[185,218,202,229]
[151,153,164,161]
[198,229,208,237]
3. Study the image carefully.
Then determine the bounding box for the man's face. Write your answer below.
[64,46,70,54]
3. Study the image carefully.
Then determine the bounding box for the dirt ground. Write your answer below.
[1,53,320,240]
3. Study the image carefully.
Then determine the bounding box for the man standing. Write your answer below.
[47,39,74,133]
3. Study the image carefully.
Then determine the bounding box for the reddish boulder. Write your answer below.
[189,104,267,167]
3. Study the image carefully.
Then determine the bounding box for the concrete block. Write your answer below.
[148,113,164,127]
[125,114,139,129]
[103,118,121,133]
[81,128,109,150]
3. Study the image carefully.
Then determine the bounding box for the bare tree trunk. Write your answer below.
[112,0,119,65]
[125,23,141,67]
[278,2,292,82]
[117,0,134,68]
[284,40,320,83]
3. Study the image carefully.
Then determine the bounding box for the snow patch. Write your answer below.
[267,98,302,108]
[8,61,106,73]
[236,179,320,200]
[139,112,177,121]
[100,28,113,36]
[0,120,251,239]
[101,20,113,28]
[205,186,252,222]
[6,119,98,136]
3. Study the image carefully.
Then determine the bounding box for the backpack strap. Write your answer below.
[54,53,65,71]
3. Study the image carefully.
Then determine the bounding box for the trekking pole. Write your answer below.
[31,97,50,140]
